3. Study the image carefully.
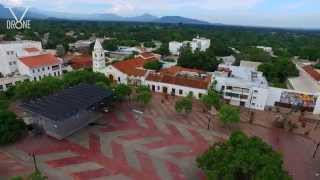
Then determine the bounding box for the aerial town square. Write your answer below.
[1,1,320,180]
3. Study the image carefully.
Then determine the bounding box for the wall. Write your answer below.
[144,80,208,99]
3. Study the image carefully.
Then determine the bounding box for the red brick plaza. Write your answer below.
[1,93,320,180]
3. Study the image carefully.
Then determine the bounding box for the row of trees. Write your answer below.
[3,20,320,60]
[258,57,299,88]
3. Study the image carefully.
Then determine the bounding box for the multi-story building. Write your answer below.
[0,40,63,87]
[0,40,42,76]
[214,65,269,110]
[169,36,211,55]
[18,54,63,81]
[214,64,320,114]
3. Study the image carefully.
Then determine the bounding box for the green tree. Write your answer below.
[63,70,110,87]
[56,44,66,57]
[258,57,299,87]
[197,131,292,180]
[27,170,47,180]
[143,61,163,71]
[178,46,219,71]
[154,43,170,56]
[144,41,156,48]
[114,84,132,101]
[218,105,240,125]
[135,86,152,106]
[175,95,193,114]
[103,40,118,51]
[201,90,221,111]
[0,110,26,145]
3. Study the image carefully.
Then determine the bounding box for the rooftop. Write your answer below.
[21,84,113,121]
[146,66,211,89]
[112,54,156,77]
[19,53,61,69]
[303,65,320,81]
[24,47,40,53]
[214,65,268,88]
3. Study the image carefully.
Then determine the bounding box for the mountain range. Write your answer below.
[0,4,212,25]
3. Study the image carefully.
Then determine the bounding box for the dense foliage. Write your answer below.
[178,46,219,71]
[175,94,193,114]
[11,170,47,180]
[135,86,152,106]
[258,57,299,88]
[2,20,320,60]
[0,110,26,145]
[13,70,109,100]
[201,90,221,110]
[197,131,292,180]
[143,61,163,71]
[114,84,132,101]
[218,105,240,124]
[236,46,272,62]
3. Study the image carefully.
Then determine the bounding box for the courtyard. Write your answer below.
[1,93,320,180]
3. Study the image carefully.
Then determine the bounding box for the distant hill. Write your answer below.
[0,4,213,25]
[155,16,210,25]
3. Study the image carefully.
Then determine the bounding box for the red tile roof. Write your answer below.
[24,47,40,53]
[19,54,61,69]
[160,66,204,76]
[146,73,211,90]
[69,56,92,70]
[138,52,157,60]
[303,65,320,81]
[112,57,155,77]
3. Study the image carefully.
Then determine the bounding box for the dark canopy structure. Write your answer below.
[22,84,113,121]
[21,84,113,140]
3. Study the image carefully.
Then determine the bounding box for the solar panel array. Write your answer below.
[22,84,113,121]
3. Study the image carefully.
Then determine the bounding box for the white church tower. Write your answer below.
[92,39,106,73]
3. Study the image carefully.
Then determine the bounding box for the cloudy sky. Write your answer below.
[1,0,320,28]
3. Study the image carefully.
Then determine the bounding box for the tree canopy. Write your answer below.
[218,105,240,125]
[0,110,26,145]
[175,94,193,114]
[143,61,163,71]
[201,90,221,110]
[135,86,152,106]
[197,131,292,180]
[258,57,299,88]
[114,84,132,101]
[177,46,219,71]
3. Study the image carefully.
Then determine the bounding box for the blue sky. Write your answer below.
[1,0,320,28]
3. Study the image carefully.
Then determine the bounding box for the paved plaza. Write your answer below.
[1,93,320,180]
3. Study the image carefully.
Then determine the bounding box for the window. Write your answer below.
[38,69,40,72]
[6,51,10,55]
[118,77,121,82]
[179,89,183,95]
[254,90,258,93]
[13,61,16,65]
[9,62,12,66]
[0,85,3,91]
[42,67,45,71]
[157,86,160,90]
[33,77,36,81]
[199,93,203,98]
[48,67,50,70]
[32,69,35,73]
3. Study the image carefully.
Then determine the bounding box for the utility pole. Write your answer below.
[313,143,320,159]
[32,152,39,172]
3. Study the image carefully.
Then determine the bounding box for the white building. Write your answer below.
[0,75,29,92]
[92,40,212,99]
[0,40,42,76]
[18,54,63,81]
[0,40,63,87]
[169,36,211,55]
[214,65,269,110]
[214,64,320,114]
[169,41,183,56]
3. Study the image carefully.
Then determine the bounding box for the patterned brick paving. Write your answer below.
[7,103,223,180]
